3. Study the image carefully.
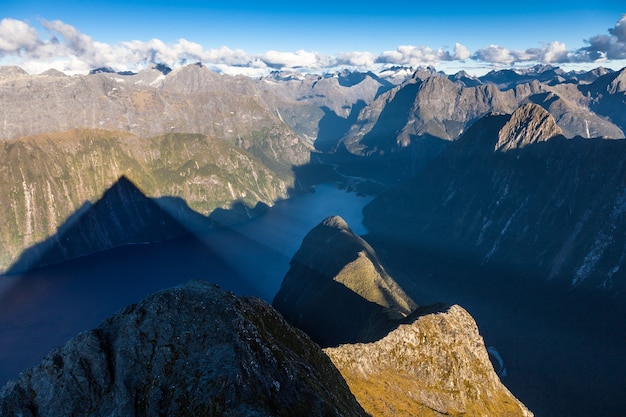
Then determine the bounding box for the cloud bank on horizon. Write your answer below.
[0,15,625,76]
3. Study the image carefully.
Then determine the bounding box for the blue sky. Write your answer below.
[1,0,625,75]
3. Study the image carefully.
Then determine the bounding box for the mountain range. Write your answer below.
[1,62,626,416]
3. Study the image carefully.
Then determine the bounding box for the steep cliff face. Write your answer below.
[325,305,533,417]
[0,281,367,417]
[583,68,626,134]
[364,103,626,290]
[273,215,416,346]
[0,130,292,272]
[494,103,563,151]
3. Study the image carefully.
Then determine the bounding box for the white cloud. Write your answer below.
[258,50,333,69]
[473,45,517,64]
[0,18,39,54]
[575,14,626,61]
[536,41,569,63]
[453,43,471,61]
[376,45,457,67]
[1,16,625,76]
[336,51,377,67]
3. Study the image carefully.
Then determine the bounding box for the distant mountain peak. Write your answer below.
[495,103,563,152]
[0,66,28,78]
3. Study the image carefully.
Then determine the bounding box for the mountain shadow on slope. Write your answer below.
[361,104,626,417]
[6,175,270,274]
[0,179,274,386]
[314,100,366,152]
[272,216,533,415]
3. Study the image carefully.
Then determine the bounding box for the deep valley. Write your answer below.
[1,62,626,416]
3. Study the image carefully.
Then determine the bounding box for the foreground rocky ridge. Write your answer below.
[325,305,532,417]
[274,216,531,416]
[0,281,367,417]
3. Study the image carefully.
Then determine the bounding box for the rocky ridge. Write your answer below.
[336,68,625,179]
[0,63,310,170]
[325,305,533,417]
[273,215,416,346]
[273,215,531,416]
[0,280,367,417]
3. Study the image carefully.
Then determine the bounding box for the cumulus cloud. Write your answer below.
[453,43,471,60]
[258,50,335,69]
[472,42,571,65]
[1,16,625,76]
[0,18,39,54]
[576,14,626,61]
[336,51,377,67]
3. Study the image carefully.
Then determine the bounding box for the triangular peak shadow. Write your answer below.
[5,175,270,275]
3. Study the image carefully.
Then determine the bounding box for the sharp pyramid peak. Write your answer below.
[320,215,351,231]
[495,103,563,152]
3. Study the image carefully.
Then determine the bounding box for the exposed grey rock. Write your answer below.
[495,103,563,151]
[0,281,367,417]
[338,70,624,171]
[0,63,310,170]
[274,216,531,415]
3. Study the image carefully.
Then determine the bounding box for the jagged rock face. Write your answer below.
[273,215,416,346]
[0,130,291,272]
[583,68,626,135]
[325,305,533,417]
[0,281,367,417]
[495,103,563,151]
[364,105,626,290]
[255,70,393,148]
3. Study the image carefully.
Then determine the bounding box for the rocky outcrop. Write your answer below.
[0,130,292,272]
[0,281,367,417]
[256,69,393,148]
[495,103,563,151]
[273,215,416,346]
[325,305,533,417]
